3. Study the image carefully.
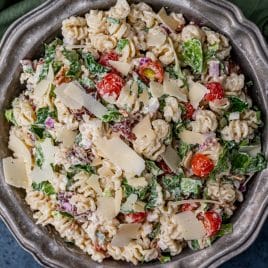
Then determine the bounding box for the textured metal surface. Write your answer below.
[0,0,267,267]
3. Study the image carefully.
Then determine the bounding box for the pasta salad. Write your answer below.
[2,0,267,264]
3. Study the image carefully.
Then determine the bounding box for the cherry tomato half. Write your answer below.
[181,203,199,212]
[191,153,214,177]
[125,212,147,223]
[96,73,125,98]
[139,60,164,83]
[99,51,119,67]
[204,82,224,101]
[184,102,195,120]
[199,211,222,237]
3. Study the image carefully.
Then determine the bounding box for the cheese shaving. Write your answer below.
[2,157,30,189]
[174,211,206,240]
[57,128,77,148]
[149,81,164,98]
[162,145,180,173]
[111,223,141,247]
[189,81,208,109]
[132,115,155,140]
[87,174,102,195]
[95,136,145,176]
[96,197,116,221]
[114,187,123,216]
[179,129,206,145]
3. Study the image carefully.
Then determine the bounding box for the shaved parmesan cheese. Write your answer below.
[35,81,51,100]
[179,129,206,145]
[55,82,107,117]
[111,223,141,247]
[114,187,123,216]
[40,138,56,166]
[132,115,155,140]
[158,7,180,32]
[163,74,187,102]
[127,177,148,188]
[87,174,102,195]
[109,60,131,76]
[57,128,76,148]
[8,133,32,171]
[174,211,206,240]
[149,81,164,98]
[2,157,29,189]
[121,193,138,213]
[189,81,208,109]
[97,197,116,220]
[29,164,55,184]
[95,137,145,176]
[162,145,180,173]
[46,64,54,83]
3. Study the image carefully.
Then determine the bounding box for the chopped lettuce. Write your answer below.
[182,38,203,74]
[136,77,148,94]
[117,39,129,52]
[177,141,191,159]
[39,38,62,81]
[62,48,81,78]
[32,181,55,195]
[79,77,95,89]
[229,96,248,113]
[101,108,122,123]
[69,164,96,175]
[36,106,54,124]
[35,145,44,168]
[148,223,160,239]
[83,53,108,75]
[231,152,267,175]
[5,109,17,125]
[30,124,46,139]
[180,177,202,196]
[162,175,182,200]
[145,179,161,209]
[122,179,148,201]
[145,161,164,177]
[216,223,233,238]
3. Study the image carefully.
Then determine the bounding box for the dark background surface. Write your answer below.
[0,0,268,267]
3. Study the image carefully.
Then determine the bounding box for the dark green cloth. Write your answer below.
[0,0,267,41]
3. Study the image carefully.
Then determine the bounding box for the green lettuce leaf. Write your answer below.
[32,181,55,195]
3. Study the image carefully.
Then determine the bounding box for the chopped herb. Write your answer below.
[180,177,202,197]
[30,124,46,139]
[136,78,148,94]
[69,164,96,175]
[215,223,233,238]
[148,223,160,239]
[101,108,122,123]
[117,39,129,52]
[5,109,17,125]
[32,181,55,195]
[173,121,185,138]
[52,61,63,74]
[159,254,171,264]
[107,17,120,24]
[204,43,219,61]
[145,161,164,176]
[182,38,203,74]
[165,65,178,79]
[83,53,109,75]
[36,107,50,124]
[35,145,44,168]
[229,96,248,113]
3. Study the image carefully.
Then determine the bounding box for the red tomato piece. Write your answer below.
[199,211,222,237]
[157,160,173,174]
[99,51,119,67]
[204,82,224,101]
[181,203,199,212]
[191,153,214,177]
[96,73,125,98]
[184,102,195,120]
[139,60,164,83]
[125,212,147,223]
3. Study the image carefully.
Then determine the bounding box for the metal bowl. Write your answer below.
[0,0,267,267]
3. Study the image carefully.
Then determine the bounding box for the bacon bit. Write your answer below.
[157,160,173,174]
[54,66,71,85]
